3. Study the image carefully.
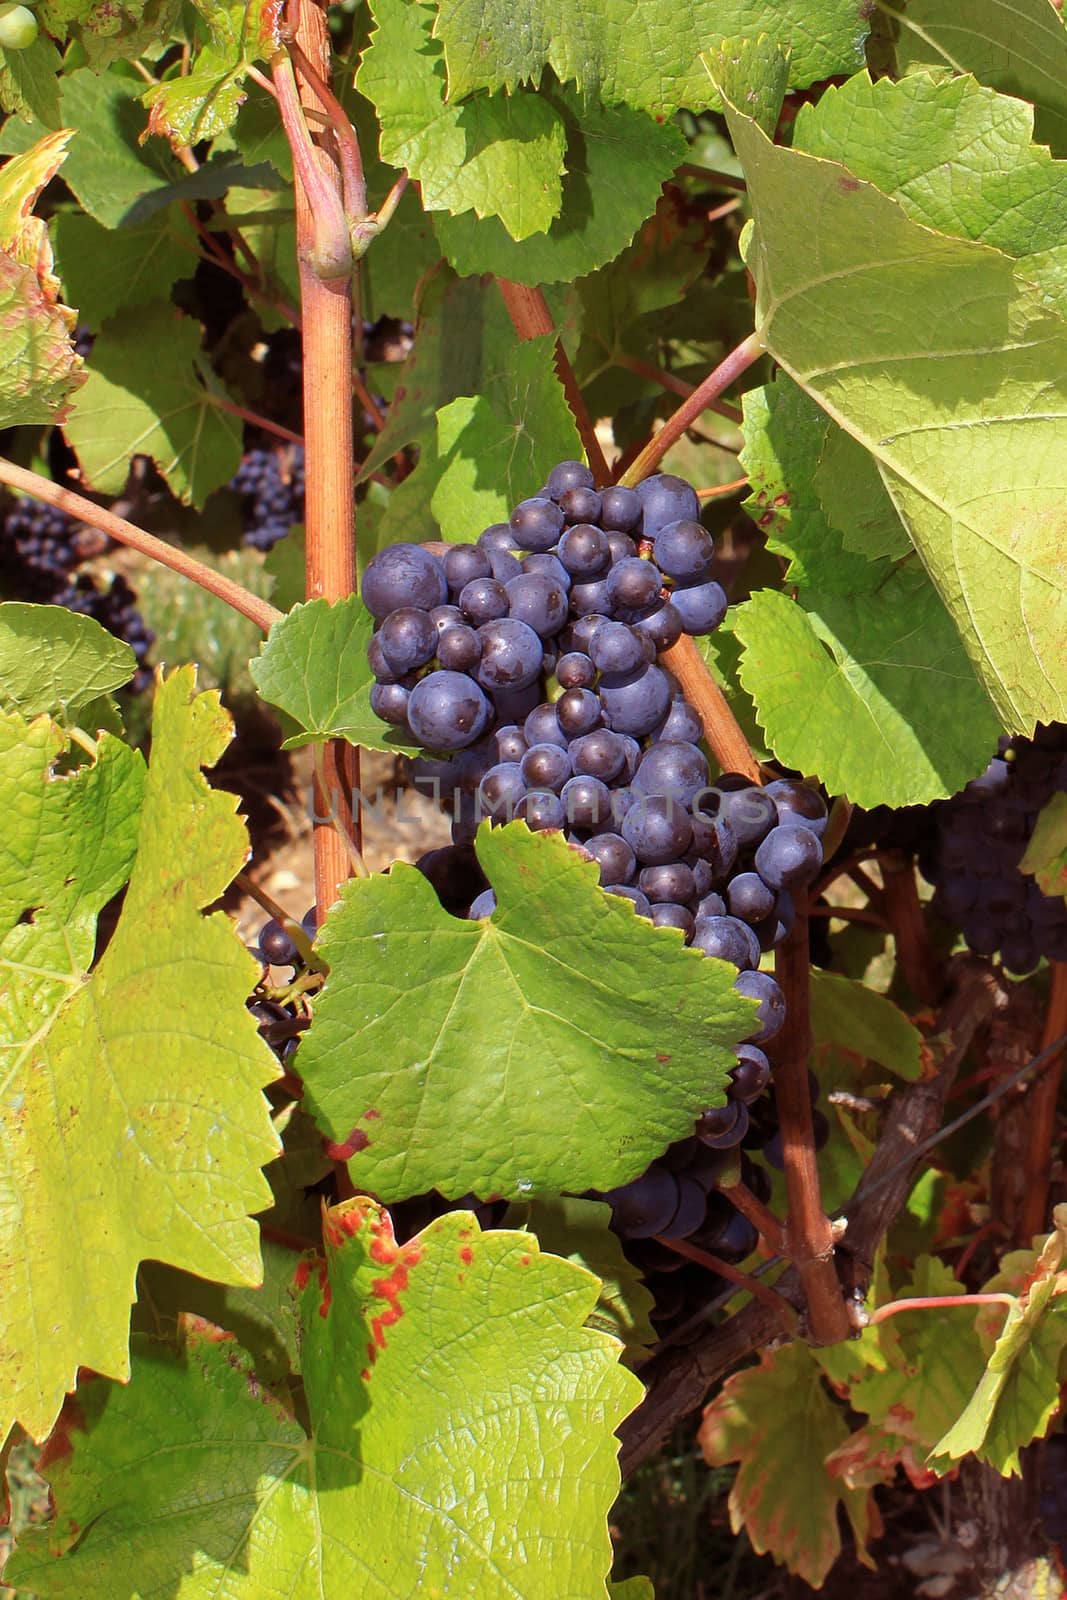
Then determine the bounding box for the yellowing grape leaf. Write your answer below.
[698,1342,877,1588]
[0,669,279,1444]
[142,0,280,147]
[717,51,1067,732]
[0,602,136,723]
[931,1206,1067,1475]
[297,822,756,1202]
[8,1199,642,1598]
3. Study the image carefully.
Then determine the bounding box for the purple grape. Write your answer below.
[377,606,438,673]
[505,572,569,636]
[546,459,594,500]
[436,622,482,673]
[638,862,697,904]
[582,831,636,885]
[754,825,824,890]
[521,742,572,793]
[608,556,662,611]
[570,728,628,782]
[653,518,715,579]
[637,473,700,535]
[670,580,728,635]
[727,872,776,925]
[407,670,490,750]
[650,698,704,745]
[362,543,448,619]
[598,664,672,737]
[733,970,787,1043]
[522,551,571,590]
[622,794,694,865]
[634,741,709,807]
[631,600,684,652]
[604,1166,679,1238]
[476,618,545,691]
[556,687,602,739]
[370,680,411,725]
[524,701,567,748]
[478,763,526,821]
[556,651,595,690]
[569,576,616,616]
[691,916,760,970]
[696,1101,750,1149]
[459,576,510,625]
[710,786,778,850]
[559,485,602,524]
[430,603,464,636]
[558,522,612,577]
[658,1176,709,1239]
[367,632,398,683]
[560,774,612,830]
[604,883,653,918]
[599,485,642,533]
[444,543,491,591]
[515,790,566,831]
[729,1044,771,1103]
[469,888,497,919]
[695,892,727,922]
[259,918,298,965]
[509,497,565,552]
[766,779,829,839]
[650,903,696,939]
[589,620,646,677]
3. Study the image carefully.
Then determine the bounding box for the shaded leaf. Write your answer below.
[809,968,922,1082]
[0,602,135,722]
[9,1199,642,1599]
[141,0,280,147]
[37,0,181,69]
[434,89,686,285]
[0,671,279,1444]
[881,0,1067,156]
[297,821,756,1202]
[63,300,242,506]
[52,207,197,331]
[698,1342,876,1587]
[0,35,61,126]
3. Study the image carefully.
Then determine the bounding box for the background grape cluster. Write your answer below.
[926,726,1067,974]
[0,497,154,690]
[361,462,831,1339]
[229,445,305,552]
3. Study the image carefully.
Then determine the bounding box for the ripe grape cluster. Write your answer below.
[229,446,305,551]
[928,725,1067,974]
[363,463,832,1330]
[0,497,154,689]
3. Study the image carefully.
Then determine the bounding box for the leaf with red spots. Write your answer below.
[7,1197,646,1598]
[297,822,756,1202]
[698,1341,878,1588]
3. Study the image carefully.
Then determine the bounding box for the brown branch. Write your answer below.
[677,161,747,191]
[210,395,304,446]
[773,901,852,1344]
[1017,963,1067,1242]
[613,352,744,424]
[659,636,761,782]
[616,331,763,487]
[618,955,1002,1475]
[495,279,611,484]
[697,477,748,499]
[0,458,281,632]
[880,849,945,1006]
[290,0,362,920]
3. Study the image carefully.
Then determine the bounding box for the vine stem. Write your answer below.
[880,849,945,1006]
[0,457,281,632]
[719,1179,786,1253]
[289,0,362,920]
[652,1234,799,1331]
[772,899,852,1344]
[868,1293,1014,1326]
[658,636,761,781]
[616,330,763,488]
[494,280,611,484]
[613,351,744,423]
[210,395,304,446]
[1016,963,1067,1242]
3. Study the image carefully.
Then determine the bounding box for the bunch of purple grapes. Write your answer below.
[0,497,154,690]
[230,446,305,551]
[928,725,1067,974]
[362,462,832,1336]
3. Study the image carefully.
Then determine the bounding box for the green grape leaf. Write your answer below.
[0,670,279,1444]
[434,90,686,286]
[249,596,417,754]
[0,69,180,228]
[432,0,867,108]
[731,583,1000,807]
[296,821,756,1202]
[39,0,181,69]
[52,207,197,331]
[505,1196,657,1365]
[719,62,1067,731]
[0,128,69,259]
[794,70,1067,266]
[812,426,911,564]
[0,603,136,722]
[1020,791,1067,899]
[698,1342,876,1588]
[882,0,1067,157]
[142,0,280,147]
[63,300,242,507]
[359,265,517,483]
[429,333,582,538]
[826,1257,987,1490]
[609,1583,656,1600]
[9,1198,642,1598]
[0,35,62,127]
[809,969,922,1082]
[358,0,567,240]
[931,1206,1067,1475]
